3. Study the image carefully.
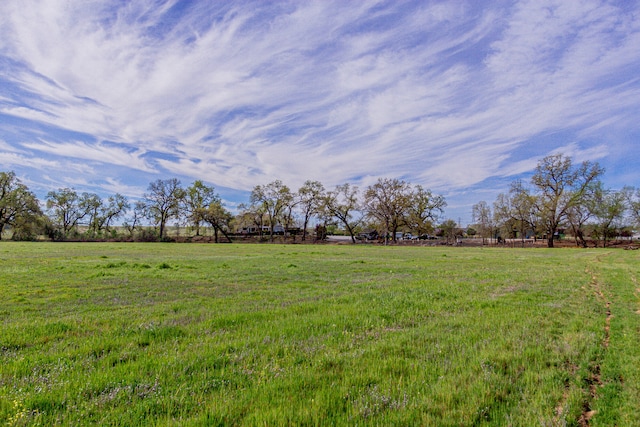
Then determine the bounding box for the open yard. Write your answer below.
[0,242,638,426]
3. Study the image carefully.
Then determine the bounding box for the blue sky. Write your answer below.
[1,0,638,225]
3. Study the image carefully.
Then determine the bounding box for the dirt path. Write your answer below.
[577,262,612,426]
[553,256,612,427]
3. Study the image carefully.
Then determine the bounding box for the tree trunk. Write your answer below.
[302,217,309,241]
[547,237,554,248]
[220,227,231,243]
[344,224,357,244]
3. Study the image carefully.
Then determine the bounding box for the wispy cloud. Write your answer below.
[0,0,638,222]
[21,139,153,172]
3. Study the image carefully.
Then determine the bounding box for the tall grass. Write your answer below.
[0,242,637,425]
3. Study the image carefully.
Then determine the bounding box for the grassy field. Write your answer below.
[0,242,638,426]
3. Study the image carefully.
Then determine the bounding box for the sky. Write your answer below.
[1,0,639,226]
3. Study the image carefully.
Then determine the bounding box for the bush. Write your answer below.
[43,223,65,241]
[10,229,38,241]
[135,228,160,242]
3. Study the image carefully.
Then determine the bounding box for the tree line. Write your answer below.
[2,153,637,246]
[471,154,640,248]
[0,173,447,243]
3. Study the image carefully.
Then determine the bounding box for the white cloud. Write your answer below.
[101,178,146,199]
[21,139,154,172]
[0,151,60,170]
[0,138,22,153]
[0,0,638,216]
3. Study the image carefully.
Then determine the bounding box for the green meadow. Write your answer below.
[0,243,638,426]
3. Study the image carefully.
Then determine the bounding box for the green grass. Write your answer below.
[0,242,638,426]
